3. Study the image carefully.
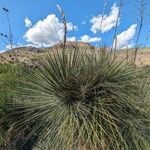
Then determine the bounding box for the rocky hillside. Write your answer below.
[0,41,150,66]
[117,48,150,66]
[0,42,94,64]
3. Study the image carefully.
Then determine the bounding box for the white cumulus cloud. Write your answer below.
[24,14,77,47]
[67,36,76,42]
[80,35,101,43]
[67,22,78,31]
[90,3,119,34]
[25,17,32,28]
[113,24,137,49]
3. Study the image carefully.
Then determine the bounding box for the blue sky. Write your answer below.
[0,0,150,52]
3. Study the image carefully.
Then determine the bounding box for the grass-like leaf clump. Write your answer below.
[10,49,150,150]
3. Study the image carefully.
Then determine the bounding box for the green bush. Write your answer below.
[6,49,150,150]
[0,63,34,149]
[0,64,19,148]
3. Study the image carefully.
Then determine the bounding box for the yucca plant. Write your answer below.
[9,48,150,150]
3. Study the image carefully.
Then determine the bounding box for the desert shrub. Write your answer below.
[0,63,35,149]
[8,49,150,150]
[0,64,19,107]
[0,63,19,148]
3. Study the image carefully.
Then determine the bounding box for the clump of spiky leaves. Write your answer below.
[10,48,150,150]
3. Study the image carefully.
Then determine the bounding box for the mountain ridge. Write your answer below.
[0,41,150,66]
